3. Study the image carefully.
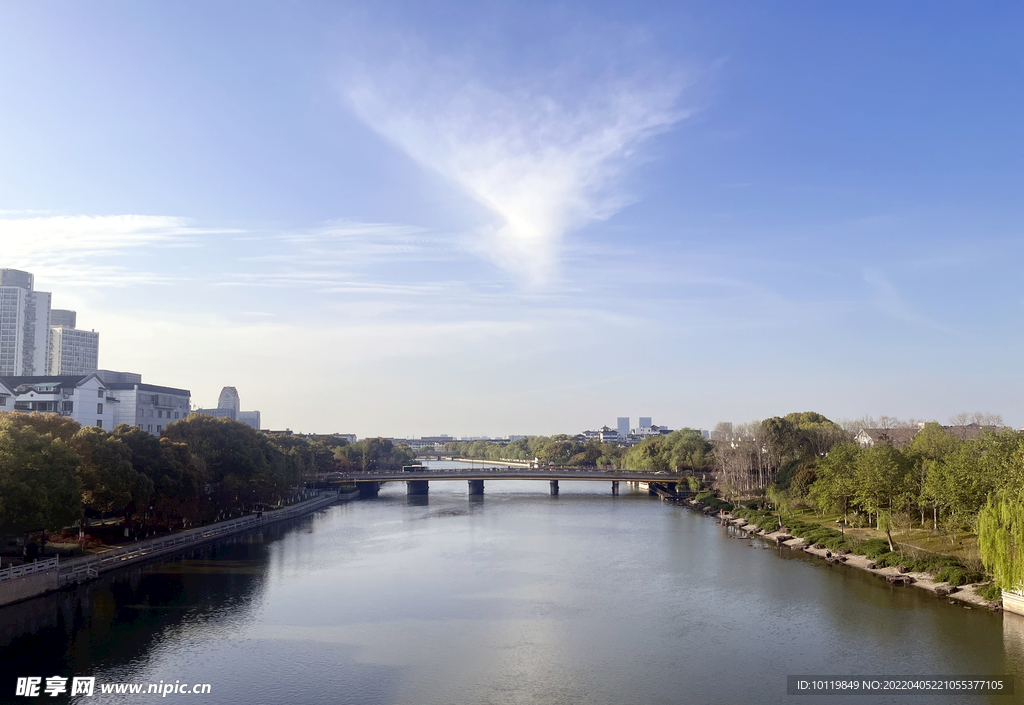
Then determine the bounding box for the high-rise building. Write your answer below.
[50,309,77,328]
[0,268,51,376]
[197,386,262,430]
[218,386,241,418]
[47,310,99,375]
[639,417,652,429]
[617,417,630,438]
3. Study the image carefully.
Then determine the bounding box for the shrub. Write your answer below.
[876,552,905,568]
[934,566,982,586]
[855,539,892,560]
[975,582,1003,601]
[823,536,850,551]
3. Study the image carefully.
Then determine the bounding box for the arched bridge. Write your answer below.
[326,468,689,497]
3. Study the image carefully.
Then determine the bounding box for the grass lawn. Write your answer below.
[783,507,981,566]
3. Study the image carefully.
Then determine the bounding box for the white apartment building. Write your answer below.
[1,374,115,429]
[106,381,191,435]
[48,324,99,375]
[632,424,672,438]
[0,269,51,377]
[0,378,14,412]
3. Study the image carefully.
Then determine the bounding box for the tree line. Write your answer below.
[444,429,714,473]
[0,412,414,543]
[442,412,1023,593]
[710,411,1023,593]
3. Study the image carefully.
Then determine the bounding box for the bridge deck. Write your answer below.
[330,470,685,483]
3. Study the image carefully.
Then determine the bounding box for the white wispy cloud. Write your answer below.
[0,214,239,285]
[343,57,689,284]
[0,214,233,253]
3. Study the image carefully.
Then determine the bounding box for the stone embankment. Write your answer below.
[683,499,1002,612]
[0,489,359,608]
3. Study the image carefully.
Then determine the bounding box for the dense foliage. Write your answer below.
[709,412,1024,591]
[0,411,413,539]
[447,429,713,472]
[978,492,1024,592]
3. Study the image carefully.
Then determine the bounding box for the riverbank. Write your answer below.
[0,489,359,609]
[682,498,1006,613]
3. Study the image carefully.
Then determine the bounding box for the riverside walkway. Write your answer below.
[0,490,352,608]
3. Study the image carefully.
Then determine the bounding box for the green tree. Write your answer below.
[0,416,82,536]
[809,444,861,529]
[71,426,146,515]
[978,490,1024,593]
[1,411,82,443]
[855,444,913,528]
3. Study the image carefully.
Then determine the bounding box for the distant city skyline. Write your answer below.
[1,2,1020,434]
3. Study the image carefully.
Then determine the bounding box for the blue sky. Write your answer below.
[1,1,1021,434]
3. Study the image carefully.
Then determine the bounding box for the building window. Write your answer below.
[157,425,162,433]
[96,420,102,429]
[97,390,103,397]
[97,403,103,414]
[174,412,179,419]
[0,397,5,406]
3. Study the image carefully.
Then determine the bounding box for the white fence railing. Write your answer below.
[0,492,337,586]
[0,556,58,582]
[58,493,337,584]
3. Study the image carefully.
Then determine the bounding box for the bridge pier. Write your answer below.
[611,481,619,496]
[406,480,429,495]
[468,479,484,495]
[358,482,380,498]
[550,480,559,496]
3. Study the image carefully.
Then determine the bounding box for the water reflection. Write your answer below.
[0,475,1021,705]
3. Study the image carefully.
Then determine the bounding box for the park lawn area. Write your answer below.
[783,508,981,565]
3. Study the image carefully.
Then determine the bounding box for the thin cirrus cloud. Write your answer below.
[0,214,238,286]
[343,56,690,284]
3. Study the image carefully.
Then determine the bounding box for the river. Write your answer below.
[1,461,1022,704]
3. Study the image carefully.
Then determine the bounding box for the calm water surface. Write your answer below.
[2,461,1022,704]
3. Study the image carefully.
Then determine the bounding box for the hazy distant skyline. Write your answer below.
[1,1,1021,434]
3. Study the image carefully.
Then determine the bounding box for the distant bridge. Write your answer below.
[324,468,689,497]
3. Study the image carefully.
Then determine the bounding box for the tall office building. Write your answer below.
[217,386,241,418]
[616,417,630,438]
[198,386,261,430]
[48,309,99,375]
[0,268,51,376]
[639,417,652,429]
[50,309,77,328]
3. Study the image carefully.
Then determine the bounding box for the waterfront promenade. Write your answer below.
[0,490,355,608]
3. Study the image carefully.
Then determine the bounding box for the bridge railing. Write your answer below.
[0,557,59,583]
[55,493,336,584]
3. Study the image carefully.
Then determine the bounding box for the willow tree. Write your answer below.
[978,491,1024,595]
